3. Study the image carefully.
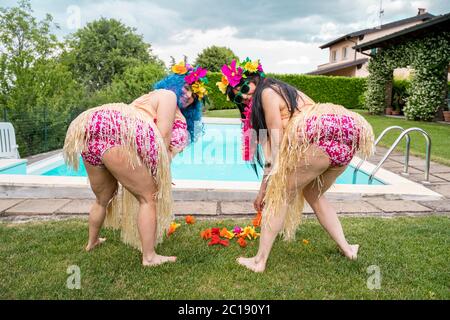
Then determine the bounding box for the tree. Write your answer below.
[194,46,238,72]
[0,0,85,156]
[88,62,167,106]
[0,0,61,108]
[64,18,163,92]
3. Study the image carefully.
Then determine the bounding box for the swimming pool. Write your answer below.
[28,123,383,185]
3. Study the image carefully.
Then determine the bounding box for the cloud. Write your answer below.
[153,27,326,74]
[2,0,448,73]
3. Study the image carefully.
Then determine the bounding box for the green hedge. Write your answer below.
[206,73,235,110]
[206,72,367,110]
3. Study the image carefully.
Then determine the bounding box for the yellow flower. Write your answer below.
[191,82,208,100]
[244,60,259,73]
[303,239,310,245]
[172,61,188,75]
[240,226,260,240]
[167,222,181,236]
[216,76,229,94]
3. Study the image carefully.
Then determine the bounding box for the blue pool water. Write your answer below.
[40,124,383,185]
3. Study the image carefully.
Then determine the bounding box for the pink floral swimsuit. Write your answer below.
[305,114,360,167]
[81,109,189,175]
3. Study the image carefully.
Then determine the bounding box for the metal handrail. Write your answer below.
[369,128,432,184]
[353,126,411,183]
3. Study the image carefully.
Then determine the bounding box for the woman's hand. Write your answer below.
[253,190,265,212]
[254,177,268,211]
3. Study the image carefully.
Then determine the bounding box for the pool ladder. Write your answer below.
[353,126,432,184]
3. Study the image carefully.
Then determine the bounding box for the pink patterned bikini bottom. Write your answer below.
[305,114,360,167]
[81,110,159,175]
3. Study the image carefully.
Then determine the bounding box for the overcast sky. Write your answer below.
[2,0,449,73]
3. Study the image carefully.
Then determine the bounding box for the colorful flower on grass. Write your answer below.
[303,239,310,245]
[220,228,235,240]
[167,222,181,236]
[240,226,260,240]
[208,234,230,247]
[200,229,212,240]
[237,237,247,248]
[233,226,242,236]
[252,211,262,228]
[185,215,196,225]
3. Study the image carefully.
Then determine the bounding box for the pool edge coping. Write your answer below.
[1,116,444,201]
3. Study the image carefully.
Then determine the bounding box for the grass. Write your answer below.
[205,109,241,118]
[354,110,450,166]
[204,108,450,166]
[1,217,449,300]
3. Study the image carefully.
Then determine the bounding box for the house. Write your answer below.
[307,8,435,78]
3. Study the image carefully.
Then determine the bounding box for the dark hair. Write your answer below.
[226,74,262,119]
[230,75,303,174]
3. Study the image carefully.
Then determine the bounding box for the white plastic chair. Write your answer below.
[0,122,20,159]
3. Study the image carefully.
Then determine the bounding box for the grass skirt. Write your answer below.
[263,103,375,241]
[63,103,173,251]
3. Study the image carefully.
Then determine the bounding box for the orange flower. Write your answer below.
[172,61,188,75]
[220,228,235,240]
[185,215,196,225]
[237,237,247,248]
[303,239,310,245]
[252,211,262,227]
[200,229,212,240]
[167,222,181,237]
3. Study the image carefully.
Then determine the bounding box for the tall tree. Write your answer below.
[194,46,238,72]
[64,18,163,92]
[0,0,61,106]
[0,0,84,156]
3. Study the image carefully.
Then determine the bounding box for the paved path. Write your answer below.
[2,147,450,223]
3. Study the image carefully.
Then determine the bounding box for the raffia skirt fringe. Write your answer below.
[262,103,375,241]
[63,103,173,251]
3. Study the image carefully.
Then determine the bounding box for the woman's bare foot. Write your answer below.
[86,238,107,252]
[237,257,266,273]
[142,254,177,267]
[343,244,359,260]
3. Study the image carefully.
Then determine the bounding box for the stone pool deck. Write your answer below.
[1,147,449,223]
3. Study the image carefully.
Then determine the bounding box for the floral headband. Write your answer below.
[172,61,209,100]
[216,58,265,95]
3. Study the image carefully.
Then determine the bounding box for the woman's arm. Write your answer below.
[262,88,284,167]
[253,89,284,211]
[155,90,177,152]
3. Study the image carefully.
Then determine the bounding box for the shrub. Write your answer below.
[206,73,367,110]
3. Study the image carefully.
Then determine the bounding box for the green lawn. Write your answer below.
[204,108,450,166]
[1,217,449,300]
[205,108,241,118]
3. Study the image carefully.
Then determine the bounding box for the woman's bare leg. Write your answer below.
[303,166,359,260]
[102,147,176,267]
[84,161,118,251]
[238,145,330,272]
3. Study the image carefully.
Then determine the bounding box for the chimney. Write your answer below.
[418,8,427,15]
